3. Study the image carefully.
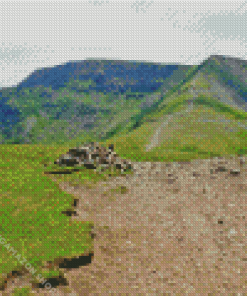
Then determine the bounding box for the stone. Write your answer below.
[229,169,241,175]
[54,142,132,173]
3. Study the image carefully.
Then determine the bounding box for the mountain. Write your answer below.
[0,55,246,160]
[0,59,193,144]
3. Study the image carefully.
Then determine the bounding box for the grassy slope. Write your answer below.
[2,63,196,146]
[0,145,91,286]
[101,68,247,162]
[203,56,247,101]
[47,64,200,147]
[3,86,162,146]
[0,143,133,288]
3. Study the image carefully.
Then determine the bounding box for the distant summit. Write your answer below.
[207,54,246,62]
[16,59,181,93]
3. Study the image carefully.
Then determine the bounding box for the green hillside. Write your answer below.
[101,70,247,163]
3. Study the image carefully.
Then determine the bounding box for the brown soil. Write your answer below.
[2,155,247,295]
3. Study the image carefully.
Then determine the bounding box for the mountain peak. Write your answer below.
[207,54,245,62]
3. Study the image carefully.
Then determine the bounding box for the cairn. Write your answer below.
[54,142,132,173]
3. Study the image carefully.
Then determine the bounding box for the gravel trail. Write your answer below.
[6,155,245,295]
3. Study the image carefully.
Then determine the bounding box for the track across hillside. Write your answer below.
[145,101,194,151]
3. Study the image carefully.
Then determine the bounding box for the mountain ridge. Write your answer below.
[0,55,246,158]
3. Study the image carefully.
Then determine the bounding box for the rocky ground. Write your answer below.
[2,154,247,295]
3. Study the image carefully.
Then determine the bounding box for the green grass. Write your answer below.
[12,286,34,296]
[0,140,135,290]
[0,143,131,289]
[194,95,247,120]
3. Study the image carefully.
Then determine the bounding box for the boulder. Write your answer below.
[54,142,132,173]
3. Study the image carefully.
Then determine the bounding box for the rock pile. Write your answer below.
[54,142,132,173]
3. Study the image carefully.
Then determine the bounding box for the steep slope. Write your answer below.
[202,55,247,101]
[102,55,247,162]
[149,55,247,116]
[0,55,246,149]
[190,55,247,111]
[0,60,193,145]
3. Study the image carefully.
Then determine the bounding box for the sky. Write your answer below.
[1,0,246,88]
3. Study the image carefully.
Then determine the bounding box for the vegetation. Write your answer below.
[0,55,246,292]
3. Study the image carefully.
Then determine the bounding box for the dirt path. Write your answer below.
[5,154,246,295]
[145,114,174,152]
[145,102,194,152]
